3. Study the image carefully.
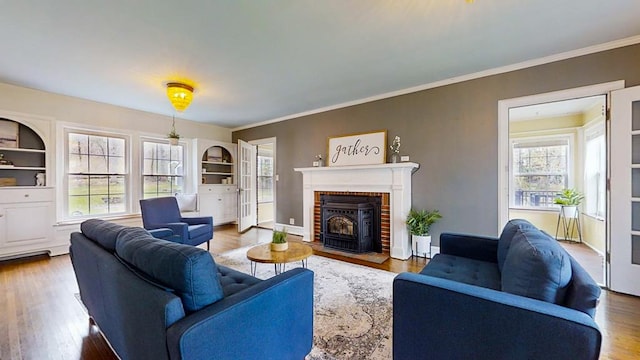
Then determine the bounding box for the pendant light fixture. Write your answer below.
[165,81,195,144]
[166,82,194,112]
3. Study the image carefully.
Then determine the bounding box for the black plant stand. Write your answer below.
[555,206,582,243]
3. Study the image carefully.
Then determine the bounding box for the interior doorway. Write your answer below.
[256,141,275,229]
[498,81,625,287]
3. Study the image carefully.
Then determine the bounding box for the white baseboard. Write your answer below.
[431,246,440,256]
[275,223,304,237]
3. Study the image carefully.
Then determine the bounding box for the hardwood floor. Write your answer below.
[0,224,638,359]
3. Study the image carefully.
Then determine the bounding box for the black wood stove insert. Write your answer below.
[320,194,382,253]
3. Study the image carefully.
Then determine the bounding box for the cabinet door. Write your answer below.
[0,202,51,247]
[221,191,237,223]
[199,192,223,224]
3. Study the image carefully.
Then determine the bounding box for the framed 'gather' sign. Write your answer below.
[327,130,386,167]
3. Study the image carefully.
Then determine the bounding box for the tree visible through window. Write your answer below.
[142,141,184,198]
[67,132,127,217]
[511,137,569,208]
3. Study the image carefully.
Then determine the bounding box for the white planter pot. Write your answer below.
[169,137,179,146]
[412,234,431,258]
[271,242,289,252]
[561,205,578,218]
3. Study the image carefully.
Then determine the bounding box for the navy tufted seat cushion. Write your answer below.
[217,265,262,297]
[421,254,501,290]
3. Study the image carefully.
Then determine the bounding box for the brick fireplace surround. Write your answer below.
[294,163,419,259]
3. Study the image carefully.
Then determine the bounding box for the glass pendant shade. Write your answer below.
[166,82,194,112]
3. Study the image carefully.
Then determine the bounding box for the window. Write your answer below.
[142,141,184,198]
[584,124,606,217]
[511,136,570,208]
[67,132,127,217]
[257,155,273,203]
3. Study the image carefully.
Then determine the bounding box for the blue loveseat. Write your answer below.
[393,219,602,360]
[70,219,314,360]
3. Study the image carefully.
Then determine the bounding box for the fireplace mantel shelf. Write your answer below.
[294,162,419,173]
[295,161,419,260]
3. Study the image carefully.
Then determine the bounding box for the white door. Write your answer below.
[238,139,257,232]
[610,85,640,296]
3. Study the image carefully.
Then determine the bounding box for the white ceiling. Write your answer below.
[1,1,639,129]
[509,95,605,122]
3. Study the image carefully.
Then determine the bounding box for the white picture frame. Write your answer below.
[0,119,19,148]
[327,130,386,167]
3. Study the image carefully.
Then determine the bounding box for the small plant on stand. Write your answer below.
[271,228,288,251]
[553,188,584,218]
[406,209,442,258]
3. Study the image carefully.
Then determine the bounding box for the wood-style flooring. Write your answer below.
[0,225,638,359]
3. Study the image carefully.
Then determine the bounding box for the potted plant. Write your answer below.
[168,128,180,145]
[553,188,584,217]
[271,228,288,251]
[406,209,442,258]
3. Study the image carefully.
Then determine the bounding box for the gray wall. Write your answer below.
[233,44,640,243]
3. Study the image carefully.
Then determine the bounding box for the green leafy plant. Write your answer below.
[168,128,180,139]
[553,188,584,206]
[406,209,442,236]
[272,228,288,244]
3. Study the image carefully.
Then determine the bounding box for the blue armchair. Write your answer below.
[140,196,213,250]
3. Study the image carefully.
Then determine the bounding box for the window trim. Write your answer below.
[62,127,131,220]
[583,120,606,219]
[509,133,575,210]
[140,137,187,199]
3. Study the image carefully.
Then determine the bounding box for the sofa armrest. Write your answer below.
[440,232,499,263]
[167,268,314,360]
[181,216,213,226]
[393,272,601,360]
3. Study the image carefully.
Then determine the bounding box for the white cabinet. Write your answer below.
[195,139,238,226]
[0,187,55,258]
[0,113,56,260]
[199,185,237,225]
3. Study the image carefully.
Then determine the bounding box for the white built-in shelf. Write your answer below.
[203,171,233,176]
[632,164,640,168]
[0,166,46,170]
[0,147,46,153]
[202,161,232,166]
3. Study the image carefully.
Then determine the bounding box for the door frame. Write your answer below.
[250,137,277,228]
[498,81,624,230]
[498,80,624,288]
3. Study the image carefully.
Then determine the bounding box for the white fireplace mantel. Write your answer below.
[294,162,419,259]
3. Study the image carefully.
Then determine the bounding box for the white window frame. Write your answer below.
[140,138,187,199]
[62,127,131,220]
[583,121,606,218]
[509,133,574,210]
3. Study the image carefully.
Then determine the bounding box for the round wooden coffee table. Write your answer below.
[246,242,313,276]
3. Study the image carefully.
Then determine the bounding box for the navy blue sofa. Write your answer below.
[70,219,314,360]
[393,219,602,360]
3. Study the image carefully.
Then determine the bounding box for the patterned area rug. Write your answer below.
[214,247,395,360]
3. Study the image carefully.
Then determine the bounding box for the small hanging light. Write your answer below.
[166,82,194,112]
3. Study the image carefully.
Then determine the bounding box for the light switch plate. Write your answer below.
[400,155,410,162]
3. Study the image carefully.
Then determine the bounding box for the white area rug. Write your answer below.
[214,247,396,360]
